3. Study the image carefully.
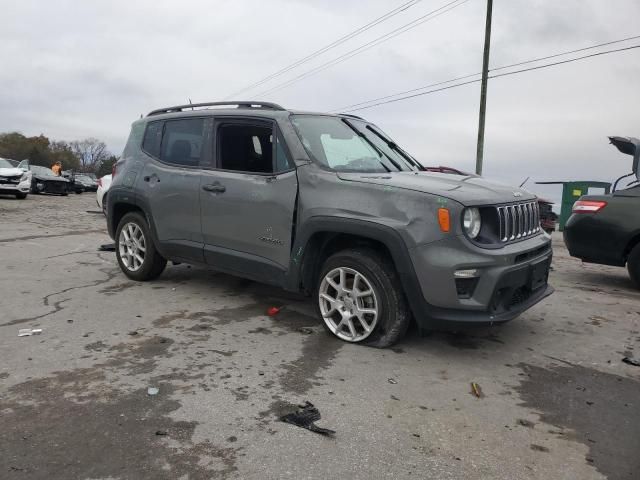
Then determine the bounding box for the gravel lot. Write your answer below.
[1,193,639,480]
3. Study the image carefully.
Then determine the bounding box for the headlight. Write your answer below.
[463,207,482,239]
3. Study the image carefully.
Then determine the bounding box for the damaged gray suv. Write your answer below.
[107,101,553,347]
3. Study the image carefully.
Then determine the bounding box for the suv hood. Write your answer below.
[0,167,24,178]
[337,171,535,206]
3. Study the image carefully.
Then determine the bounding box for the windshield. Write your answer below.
[291,115,416,173]
[0,159,16,168]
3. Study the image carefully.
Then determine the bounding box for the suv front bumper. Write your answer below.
[405,233,553,327]
[0,178,30,195]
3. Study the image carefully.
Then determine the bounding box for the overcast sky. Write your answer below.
[2,0,639,203]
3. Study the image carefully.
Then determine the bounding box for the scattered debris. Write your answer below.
[280,401,335,436]
[530,444,550,453]
[155,430,168,436]
[622,356,640,367]
[390,395,400,401]
[388,378,398,384]
[267,306,283,316]
[98,243,116,252]
[67,319,74,323]
[147,387,159,396]
[18,328,42,337]
[86,210,103,214]
[298,327,314,334]
[470,382,484,398]
[517,419,535,428]
[128,331,139,336]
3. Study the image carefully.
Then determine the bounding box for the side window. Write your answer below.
[275,134,293,172]
[142,121,162,158]
[218,124,273,173]
[159,118,204,167]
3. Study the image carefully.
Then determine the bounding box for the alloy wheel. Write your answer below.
[319,267,379,342]
[118,222,147,272]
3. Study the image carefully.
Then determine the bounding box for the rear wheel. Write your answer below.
[627,243,640,289]
[316,248,410,348]
[115,212,166,281]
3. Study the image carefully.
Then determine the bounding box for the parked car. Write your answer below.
[76,174,98,192]
[62,170,87,194]
[96,174,112,214]
[107,101,553,347]
[0,157,31,199]
[29,165,71,195]
[564,136,640,287]
[537,198,558,234]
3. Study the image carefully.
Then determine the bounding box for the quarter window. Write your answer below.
[159,118,204,167]
[142,121,162,158]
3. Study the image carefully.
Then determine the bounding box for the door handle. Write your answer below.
[202,183,226,193]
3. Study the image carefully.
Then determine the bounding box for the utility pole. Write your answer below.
[475,0,493,176]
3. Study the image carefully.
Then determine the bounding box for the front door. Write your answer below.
[200,118,298,284]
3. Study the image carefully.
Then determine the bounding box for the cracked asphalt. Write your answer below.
[1,194,639,480]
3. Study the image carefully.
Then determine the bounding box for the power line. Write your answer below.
[338,44,640,112]
[224,0,423,99]
[254,0,472,98]
[332,36,640,112]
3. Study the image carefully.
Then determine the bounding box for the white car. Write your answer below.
[96,174,112,214]
[0,158,32,199]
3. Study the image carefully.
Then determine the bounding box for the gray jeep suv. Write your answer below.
[107,101,553,347]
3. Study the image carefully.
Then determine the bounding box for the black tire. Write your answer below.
[316,248,411,348]
[627,243,640,289]
[115,211,166,281]
[15,192,27,199]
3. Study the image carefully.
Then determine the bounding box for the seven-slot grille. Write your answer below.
[496,201,540,242]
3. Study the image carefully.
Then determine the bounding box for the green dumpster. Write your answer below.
[536,181,611,231]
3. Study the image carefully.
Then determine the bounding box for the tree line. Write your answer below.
[0,132,118,177]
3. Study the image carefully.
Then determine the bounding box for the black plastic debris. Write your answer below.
[280,401,335,436]
[99,243,116,252]
[622,356,640,367]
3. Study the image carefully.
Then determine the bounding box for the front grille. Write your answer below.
[496,202,540,243]
[0,176,20,185]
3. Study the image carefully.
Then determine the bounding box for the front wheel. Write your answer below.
[627,243,640,289]
[115,212,166,281]
[15,192,27,199]
[316,248,410,348]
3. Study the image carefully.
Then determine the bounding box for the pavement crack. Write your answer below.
[0,266,121,327]
[0,228,106,244]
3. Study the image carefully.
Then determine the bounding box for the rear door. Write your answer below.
[200,117,298,284]
[137,117,210,262]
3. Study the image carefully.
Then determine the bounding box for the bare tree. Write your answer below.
[70,138,110,173]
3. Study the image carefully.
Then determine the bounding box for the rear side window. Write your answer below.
[160,119,204,167]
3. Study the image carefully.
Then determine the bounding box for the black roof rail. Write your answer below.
[338,113,365,120]
[147,101,286,117]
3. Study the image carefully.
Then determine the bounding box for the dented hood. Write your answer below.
[336,171,535,206]
[0,167,24,178]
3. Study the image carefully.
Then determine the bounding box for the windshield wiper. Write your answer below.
[365,125,424,171]
[341,119,397,172]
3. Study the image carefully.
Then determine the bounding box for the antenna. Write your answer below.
[188,98,194,111]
